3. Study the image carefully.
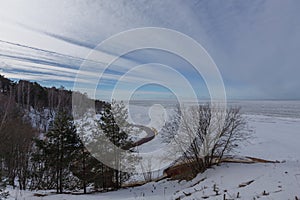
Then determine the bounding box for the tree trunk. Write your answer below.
[115,169,119,189]
[59,137,63,194]
[59,168,62,194]
[83,155,87,194]
[27,83,30,110]
[56,168,59,194]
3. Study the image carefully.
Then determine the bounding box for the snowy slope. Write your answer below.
[6,104,300,199]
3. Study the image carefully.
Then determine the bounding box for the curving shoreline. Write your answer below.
[129,125,156,149]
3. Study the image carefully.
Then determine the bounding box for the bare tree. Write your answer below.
[164,104,249,176]
[140,156,160,182]
[0,171,9,199]
[0,93,37,189]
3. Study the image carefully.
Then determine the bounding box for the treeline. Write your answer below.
[0,75,137,194]
[0,74,105,112]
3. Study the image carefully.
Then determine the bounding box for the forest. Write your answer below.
[0,75,135,195]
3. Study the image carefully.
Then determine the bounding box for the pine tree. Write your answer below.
[99,100,137,189]
[72,115,113,191]
[35,112,81,193]
[70,142,105,194]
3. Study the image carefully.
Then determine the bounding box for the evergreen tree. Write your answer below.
[35,112,81,193]
[70,142,105,194]
[73,115,115,191]
[99,100,137,189]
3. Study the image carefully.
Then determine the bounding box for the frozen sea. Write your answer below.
[228,100,300,119]
[128,100,300,119]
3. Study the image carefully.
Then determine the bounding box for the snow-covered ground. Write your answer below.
[7,102,300,199]
[238,115,300,161]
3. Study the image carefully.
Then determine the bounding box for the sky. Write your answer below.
[0,0,300,101]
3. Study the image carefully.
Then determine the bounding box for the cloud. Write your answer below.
[0,0,299,100]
